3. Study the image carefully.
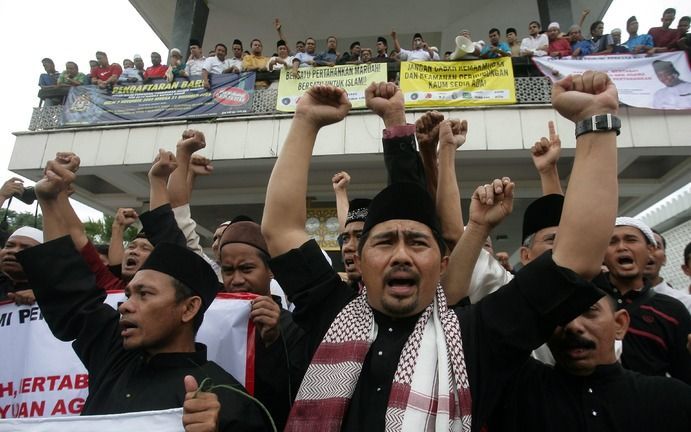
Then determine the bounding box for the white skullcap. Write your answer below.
[615,217,657,246]
[133,54,142,60]
[170,48,182,57]
[8,226,44,244]
[548,22,560,30]
[611,28,622,34]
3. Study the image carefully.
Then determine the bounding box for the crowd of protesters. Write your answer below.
[7,6,691,432]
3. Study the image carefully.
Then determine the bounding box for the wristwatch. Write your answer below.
[575,114,621,138]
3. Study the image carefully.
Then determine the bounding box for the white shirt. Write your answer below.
[520,34,549,56]
[269,55,295,71]
[293,51,315,67]
[652,81,691,109]
[202,56,243,74]
[652,280,691,313]
[185,56,206,76]
[398,47,440,61]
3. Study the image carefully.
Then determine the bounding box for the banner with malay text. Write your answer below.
[399,58,516,106]
[0,292,255,419]
[532,52,691,110]
[62,73,255,126]
[276,63,388,111]
[0,408,183,431]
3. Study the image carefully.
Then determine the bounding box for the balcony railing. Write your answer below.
[29,59,552,132]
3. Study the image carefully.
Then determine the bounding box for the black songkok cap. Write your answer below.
[627,16,637,26]
[189,39,202,48]
[413,33,423,39]
[363,183,441,235]
[522,194,564,242]
[377,36,387,45]
[139,243,218,312]
[346,198,371,227]
[219,221,269,257]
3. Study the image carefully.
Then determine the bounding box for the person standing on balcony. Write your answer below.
[57,61,86,87]
[185,39,206,77]
[144,52,168,81]
[243,39,270,89]
[393,31,440,61]
[520,21,548,56]
[39,58,62,105]
[201,43,241,90]
[546,22,572,58]
[118,59,143,84]
[91,51,122,89]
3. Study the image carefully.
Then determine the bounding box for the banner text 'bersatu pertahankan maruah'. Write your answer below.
[399,57,517,107]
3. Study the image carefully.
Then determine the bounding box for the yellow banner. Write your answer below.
[400,58,516,106]
[276,63,388,112]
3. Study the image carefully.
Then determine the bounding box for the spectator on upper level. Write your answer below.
[568,25,593,57]
[91,51,122,89]
[295,40,305,54]
[201,43,241,90]
[505,27,521,57]
[589,20,614,53]
[292,36,316,69]
[39,58,60,88]
[338,41,362,64]
[166,48,188,82]
[57,61,86,87]
[480,28,511,58]
[546,22,572,58]
[313,36,339,66]
[118,59,143,84]
[232,39,244,62]
[679,16,690,36]
[185,39,206,77]
[144,52,168,81]
[610,28,630,53]
[375,36,389,61]
[84,60,98,85]
[393,31,440,61]
[133,54,145,77]
[460,29,485,55]
[649,7,679,49]
[520,21,548,56]
[268,39,294,72]
[243,39,270,89]
[360,47,373,63]
[624,16,655,54]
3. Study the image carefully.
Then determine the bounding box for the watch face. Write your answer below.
[305,217,320,233]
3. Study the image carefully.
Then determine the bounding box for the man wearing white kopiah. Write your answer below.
[652,60,691,109]
[263,69,620,431]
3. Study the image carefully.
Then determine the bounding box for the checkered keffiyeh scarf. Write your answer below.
[286,284,472,432]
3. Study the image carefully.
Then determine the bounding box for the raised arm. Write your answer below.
[444,178,514,305]
[550,71,619,279]
[531,121,563,195]
[391,30,402,53]
[332,171,351,233]
[415,111,444,198]
[435,119,467,251]
[274,18,289,49]
[577,9,590,29]
[108,207,138,266]
[148,149,178,211]
[0,177,25,209]
[262,86,351,257]
[168,130,206,208]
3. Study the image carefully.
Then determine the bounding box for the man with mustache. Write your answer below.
[263,70,621,431]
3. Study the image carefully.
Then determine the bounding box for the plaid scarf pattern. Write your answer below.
[286,284,472,432]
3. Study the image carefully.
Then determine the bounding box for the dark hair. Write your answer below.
[506,27,517,35]
[215,43,227,51]
[350,41,361,50]
[95,51,107,57]
[305,37,315,43]
[42,57,54,64]
[590,20,604,33]
[377,36,388,46]
[684,242,691,266]
[296,40,305,46]
[277,39,287,48]
[172,278,204,333]
[680,16,690,24]
[651,229,666,249]
[189,39,202,48]
[327,35,337,42]
[233,39,243,47]
[663,8,676,15]
[529,21,541,28]
[489,28,500,36]
[250,38,262,46]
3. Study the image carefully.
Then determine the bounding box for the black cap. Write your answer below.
[363,183,441,236]
[377,36,388,45]
[413,33,423,39]
[139,243,218,311]
[522,194,564,242]
[189,39,202,48]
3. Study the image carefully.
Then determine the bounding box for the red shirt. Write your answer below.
[90,64,123,81]
[548,38,572,57]
[144,64,168,79]
[648,27,680,48]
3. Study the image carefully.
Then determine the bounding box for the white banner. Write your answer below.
[0,292,255,419]
[533,52,691,110]
[0,408,182,431]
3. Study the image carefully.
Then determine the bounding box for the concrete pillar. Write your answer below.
[170,0,209,59]
[537,0,575,30]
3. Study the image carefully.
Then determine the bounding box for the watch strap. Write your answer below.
[575,114,621,138]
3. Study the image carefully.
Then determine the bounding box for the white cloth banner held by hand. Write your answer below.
[0,407,183,431]
[0,292,255,419]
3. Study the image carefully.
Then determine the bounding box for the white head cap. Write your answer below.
[8,226,44,245]
[614,217,657,246]
[548,22,560,30]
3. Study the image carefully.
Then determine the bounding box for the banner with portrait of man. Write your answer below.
[533,51,691,110]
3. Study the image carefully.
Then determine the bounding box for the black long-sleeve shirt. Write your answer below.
[17,236,271,431]
[270,239,603,431]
